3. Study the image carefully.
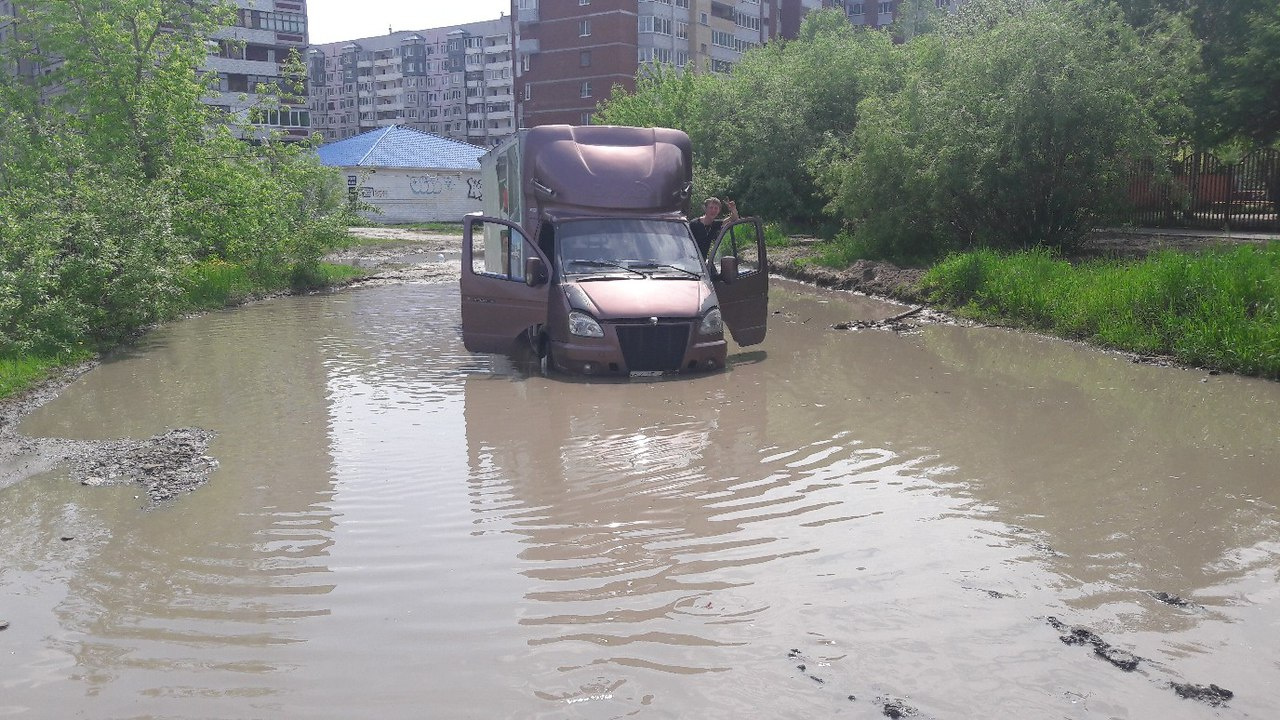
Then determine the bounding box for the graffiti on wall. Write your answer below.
[467,177,483,201]
[409,174,456,196]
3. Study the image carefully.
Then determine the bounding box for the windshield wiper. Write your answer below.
[566,259,646,277]
[629,262,699,278]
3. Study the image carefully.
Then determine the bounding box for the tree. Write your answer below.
[0,0,352,354]
[697,10,892,225]
[813,0,1196,257]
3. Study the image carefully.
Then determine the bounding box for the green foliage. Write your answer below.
[814,0,1194,258]
[0,350,93,399]
[0,0,354,362]
[594,63,714,132]
[921,243,1280,378]
[1099,0,1280,148]
[698,11,893,225]
[594,64,730,202]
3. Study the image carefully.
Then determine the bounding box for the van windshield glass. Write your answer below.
[557,219,702,277]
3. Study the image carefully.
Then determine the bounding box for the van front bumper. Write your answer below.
[552,324,726,375]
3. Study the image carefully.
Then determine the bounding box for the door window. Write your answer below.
[711,221,760,276]
[469,219,529,282]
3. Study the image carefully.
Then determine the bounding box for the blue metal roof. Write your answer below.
[315,125,485,170]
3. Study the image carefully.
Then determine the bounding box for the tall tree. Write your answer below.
[813,0,1196,256]
[697,9,893,224]
[13,0,233,179]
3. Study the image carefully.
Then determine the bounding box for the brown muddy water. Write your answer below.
[2,277,1279,719]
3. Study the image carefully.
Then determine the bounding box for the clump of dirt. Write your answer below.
[0,362,218,507]
[1148,591,1200,609]
[1170,682,1234,707]
[70,427,218,504]
[1047,616,1142,671]
[767,244,925,301]
[878,697,919,718]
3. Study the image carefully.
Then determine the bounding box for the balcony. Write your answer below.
[517,6,538,23]
[517,38,539,54]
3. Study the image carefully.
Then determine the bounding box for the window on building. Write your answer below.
[580,50,591,67]
[579,19,591,36]
[849,3,864,14]
[524,83,532,100]
[879,1,893,14]
[580,81,592,98]
[580,112,592,125]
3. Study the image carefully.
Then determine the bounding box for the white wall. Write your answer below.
[343,166,483,224]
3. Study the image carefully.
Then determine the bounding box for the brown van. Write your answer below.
[460,125,767,375]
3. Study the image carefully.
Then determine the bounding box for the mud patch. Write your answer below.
[346,260,461,287]
[767,247,925,301]
[1170,682,1233,707]
[1147,591,1201,610]
[70,427,218,504]
[833,306,931,334]
[1,363,218,507]
[878,697,919,718]
[1047,616,1142,671]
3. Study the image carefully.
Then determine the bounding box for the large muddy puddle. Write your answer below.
[3,278,1279,718]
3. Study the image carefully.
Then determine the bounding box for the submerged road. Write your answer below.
[1,263,1278,718]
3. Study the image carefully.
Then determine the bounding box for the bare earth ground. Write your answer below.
[0,226,1270,507]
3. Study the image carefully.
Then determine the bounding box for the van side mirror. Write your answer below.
[525,256,548,287]
[719,255,739,283]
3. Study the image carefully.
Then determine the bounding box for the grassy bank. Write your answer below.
[921,243,1280,379]
[0,260,368,403]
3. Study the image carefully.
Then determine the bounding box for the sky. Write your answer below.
[307,0,512,45]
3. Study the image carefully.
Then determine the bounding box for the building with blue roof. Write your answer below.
[317,125,487,224]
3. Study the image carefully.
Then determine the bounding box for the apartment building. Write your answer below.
[306,18,515,147]
[1,0,312,140]
[512,0,776,128]
[207,0,313,140]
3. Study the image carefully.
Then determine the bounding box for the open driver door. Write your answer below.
[460,214,550,354]
[709,218,768,346]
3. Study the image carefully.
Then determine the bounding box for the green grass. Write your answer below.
[763,223,790,248]
[177,259,368,310]
[0,350,93,399]
[813,229,942,269]
[921,243,1280,379]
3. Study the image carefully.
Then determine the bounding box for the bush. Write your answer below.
[813,0,1195,257]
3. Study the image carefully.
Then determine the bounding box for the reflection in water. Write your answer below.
[0,280,1277,718]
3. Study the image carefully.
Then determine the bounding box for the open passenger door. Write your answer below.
[710,218,768,346]
[460,215,550,354]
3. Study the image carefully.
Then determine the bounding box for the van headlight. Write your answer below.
[699,308,723,336]
[568,310,604,338]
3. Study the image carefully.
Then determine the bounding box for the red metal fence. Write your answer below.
[1125,149,1280,231]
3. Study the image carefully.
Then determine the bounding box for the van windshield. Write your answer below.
[557,219,703,277]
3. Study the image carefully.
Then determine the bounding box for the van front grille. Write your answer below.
[614,322,690,372]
